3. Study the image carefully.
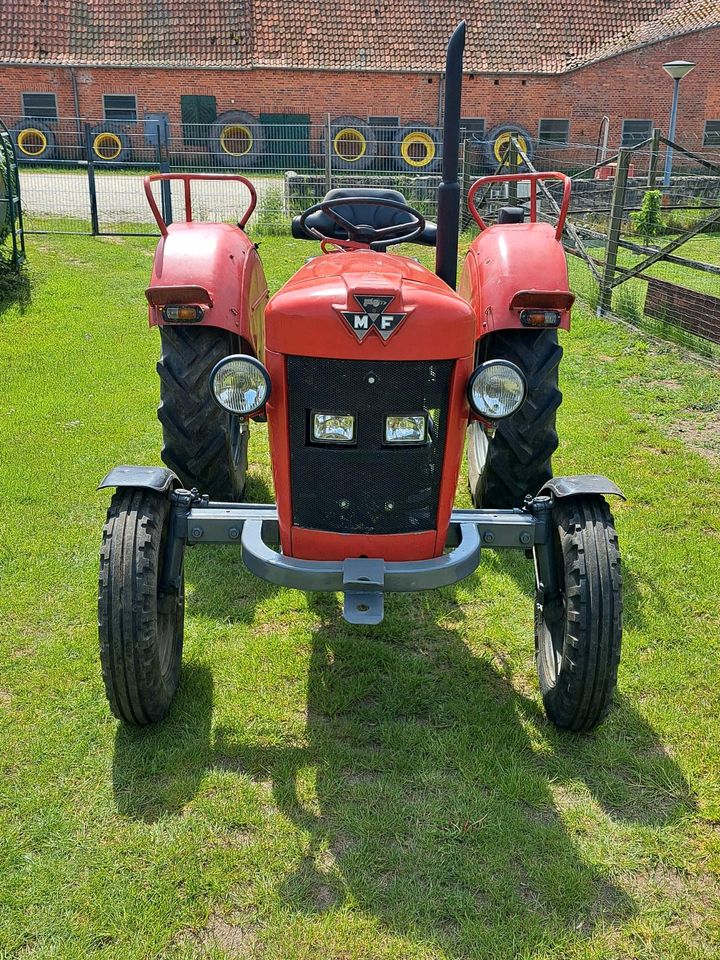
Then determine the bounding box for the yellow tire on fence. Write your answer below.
[329,116,376,171]
[211,111,265,168]
[12,119,57,162]
[89,123,132,164]
[485,124,534,170]
[393,124,441,172]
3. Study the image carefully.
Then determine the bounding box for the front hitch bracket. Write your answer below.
[100,470,622,625]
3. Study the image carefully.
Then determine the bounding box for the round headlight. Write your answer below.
[468,360,527,420]
[209,355,271,416]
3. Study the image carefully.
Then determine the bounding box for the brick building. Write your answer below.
[1,0,718,168]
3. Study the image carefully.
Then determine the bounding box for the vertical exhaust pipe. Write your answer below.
[435,20,466,289]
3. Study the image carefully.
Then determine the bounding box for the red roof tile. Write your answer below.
[1,0,717,73]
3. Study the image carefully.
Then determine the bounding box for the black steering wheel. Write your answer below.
[299,196,426,250]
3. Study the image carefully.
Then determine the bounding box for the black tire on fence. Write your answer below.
[468,329,562,509]
[484,123,534,171]
[392,124,441,173]
[98,488,184,725]
[329,116,377,172]
[210,111,265,168]
[89,122,132,164]
[157,326,249,500]
[12,119,57,162]
[535,495,623,732]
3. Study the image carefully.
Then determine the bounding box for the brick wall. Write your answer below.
[1,26,718,145]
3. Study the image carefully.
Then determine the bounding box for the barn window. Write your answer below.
[621,119,652,147]
[103,95,138,121]
[22,93,58,120]
[703,121,720,146]
[538,119,570,145]
[461,117,485,135]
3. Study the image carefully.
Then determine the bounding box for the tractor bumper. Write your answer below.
[240,517,484,625]
[96,472,621,626]
[178,497,546,626]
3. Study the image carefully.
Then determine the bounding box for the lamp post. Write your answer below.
[662,60,695,191]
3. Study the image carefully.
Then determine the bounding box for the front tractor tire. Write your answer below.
[157,327,249,501]
[98,488,184,725]
[535,496,622,732]
[468,329,562,508]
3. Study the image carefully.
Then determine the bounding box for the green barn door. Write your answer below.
[180,95,218,148]
[260,113,311,171]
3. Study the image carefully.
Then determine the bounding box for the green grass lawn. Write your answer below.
[1,234,719,959]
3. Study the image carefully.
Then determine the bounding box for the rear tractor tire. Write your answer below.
[535,495,622,732]
[98,488,184,725]
[468,329,562,508]
[157,326,249,501]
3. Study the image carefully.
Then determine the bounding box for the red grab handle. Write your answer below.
[467,172,571,240]
[143,173,258,236]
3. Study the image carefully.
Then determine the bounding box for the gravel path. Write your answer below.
[19,171,284,230]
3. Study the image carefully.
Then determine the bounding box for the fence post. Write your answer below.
[157,125,172,226]
[508,139,518,205]
[459,138,468,231]
[648,128,661,188]
[324,114,332,194]
[85,124,100,236]
[598,148,631,315]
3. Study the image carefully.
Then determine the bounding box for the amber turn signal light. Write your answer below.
[163,305,204,322]
[519,309,561,328]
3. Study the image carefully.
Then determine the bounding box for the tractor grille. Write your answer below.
[286,357,453,535]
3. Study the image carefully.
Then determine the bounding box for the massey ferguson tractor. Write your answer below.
[98,24,623,734]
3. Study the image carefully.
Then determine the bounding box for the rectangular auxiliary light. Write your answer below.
[312,412,356,444]
[384,414,427,444]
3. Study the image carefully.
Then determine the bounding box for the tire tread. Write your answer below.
[157,326,248,500]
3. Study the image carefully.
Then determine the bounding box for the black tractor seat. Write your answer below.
[292,187,437,247]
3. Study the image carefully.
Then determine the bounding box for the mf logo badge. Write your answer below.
[340,294,407,342]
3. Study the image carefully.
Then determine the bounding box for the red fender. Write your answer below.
[143,174,269,355]
[460,172,574,338]
[459,222,574,338]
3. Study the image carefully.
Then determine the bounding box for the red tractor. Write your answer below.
[98,24,623,733]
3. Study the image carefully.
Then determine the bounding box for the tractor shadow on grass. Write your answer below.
[486,547,691,826]
[111,662,215,822]
[110,547,694,953]
[183,471,282,626]
[207,591,693,957]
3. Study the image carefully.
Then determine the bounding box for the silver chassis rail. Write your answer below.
[99,467,623,626]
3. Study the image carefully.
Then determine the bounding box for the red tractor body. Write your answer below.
[98,23,625,735]
[460,222,573,336]
[264,250,475,560]
[460,172,574,337]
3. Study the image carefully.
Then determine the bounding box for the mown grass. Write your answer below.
[0,234,719,959]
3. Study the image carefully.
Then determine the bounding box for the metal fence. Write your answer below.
[7,114,451,235]
[7,112,720,355]
[500,132,720,356]
[8,113,720,239]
